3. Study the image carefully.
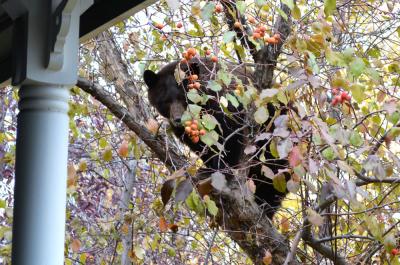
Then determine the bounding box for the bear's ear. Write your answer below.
[143,70,158,89]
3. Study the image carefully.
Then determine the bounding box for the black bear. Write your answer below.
[143,57,288,218]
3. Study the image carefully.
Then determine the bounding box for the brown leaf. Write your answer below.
[288,146,303,167]
[168,223,179,233]
[161,179,175,206]
[71,238,81,252]
[159,217,168,232]
[146,118,159,134]
[280,216,290,233]
[121,223,130,235]
[67,164,77,188]
[262,250,273,265]
[197,178,213,197]
[118,140,129,157]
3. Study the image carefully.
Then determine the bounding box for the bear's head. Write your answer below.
[143,61,200,127]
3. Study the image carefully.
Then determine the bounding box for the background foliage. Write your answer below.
[1,0,400,264]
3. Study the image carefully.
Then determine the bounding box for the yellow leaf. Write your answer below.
[103,148,113,162]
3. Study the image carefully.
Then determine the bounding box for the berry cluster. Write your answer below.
[252,25,281,45]
[187,74,201,90]
[331,88,351,106]
[181,48,197,64]
[184,119,206,143]
[252,25,267,39]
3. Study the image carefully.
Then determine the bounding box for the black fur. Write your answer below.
[144,58,289,218]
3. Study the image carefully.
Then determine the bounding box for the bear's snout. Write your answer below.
[169,101,186,127]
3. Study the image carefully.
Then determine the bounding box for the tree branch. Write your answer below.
[76,77,185,170]
[76,77,299,265]
[253,2,292,90]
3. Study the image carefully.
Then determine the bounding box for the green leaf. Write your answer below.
[0,199,5,209]
[282,0,294,10]
[255,0,266,6]
[277,8,288,21]
[103,148,112,162]
[307,51,319,74]
[223,31,236,43]
[134,245,145,259]
[186,191,205,215]
[181,111,193,123]
[350,132,363,147]
[349,58,366,78]
[99,138,107,148]
[188,104,202,116]
[389,127,400,139]
[201,114,219,130]
[324,0,336,16]
[254,106,269,124]
[322,147,335,161]
[273,174,287,193]
[292,5,301,19]
[226,93,239,108]
[349,84,365,103]
[366,68,380,83]
[326,48,345,66]
[388,111,400,125]
[236,1,246,13]
[204,196,218,216]
[270,139,279,158]
[201,2,215,21]
[167,247,176,257]
[207,80,222,92]
[187,90,203,104]
[217,70,232,86]
[200,130,219,146]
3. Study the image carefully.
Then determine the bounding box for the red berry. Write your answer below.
[340,91,349,101]
[191,123,198,130]
[211,56,218,63]
[155,23,164,30]
[187,48,197,56]
[192,136,200,143]
[253,32,261,39]
[193,82,201,89]
[248,16,255,24]
[331,88,339,95]
[234,21,242,29]
[176,22,183,28]
[206,49,211,56]
[273,33,281,40]
[391,249,399,255]
[215,4,223,13]
[332,95,341,106]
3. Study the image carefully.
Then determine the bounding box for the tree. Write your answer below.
[1,0,400,264]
